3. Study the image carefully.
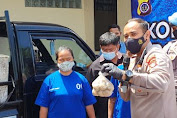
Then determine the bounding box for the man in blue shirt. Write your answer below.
[108,24,126,54]
[100,24,126,55]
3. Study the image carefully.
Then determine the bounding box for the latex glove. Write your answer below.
[101,63,123,80]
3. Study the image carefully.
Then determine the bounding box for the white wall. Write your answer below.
[118,0,132,40]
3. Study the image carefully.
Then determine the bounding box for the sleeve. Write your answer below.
[109,77,118,98]
[131,51,172,93]
[35,77,50,107]
[86,66,95,86]
[82,76,97,106]
[118,84,131,101]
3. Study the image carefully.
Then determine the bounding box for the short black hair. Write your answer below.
[108,24,121,31]
[169,23,176,27]
[126,18,148,33]
[55,45,74,60]
[99,32,120,46]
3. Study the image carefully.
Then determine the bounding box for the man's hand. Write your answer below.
[101,63,123,80]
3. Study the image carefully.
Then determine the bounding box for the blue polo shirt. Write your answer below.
[35,71,96,118]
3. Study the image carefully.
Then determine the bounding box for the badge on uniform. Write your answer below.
[168,51,176,60]
[168,41,177,60]
[146,55,157,68]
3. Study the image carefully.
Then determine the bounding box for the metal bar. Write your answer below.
[0,100,23,106]
[4,11,19,82]
[0,16,5,20]
[0,81,12,86]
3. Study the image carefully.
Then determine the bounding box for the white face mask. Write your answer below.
[101,49,117,60]
[57,61,75,72]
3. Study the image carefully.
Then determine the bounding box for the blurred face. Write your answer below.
[123,21,144,41]
[109,28,121,37]
[101,44,120,61]
[171,25,177,39]
[57,50,74,64]
[171,25,177,32]
[123,21,150,57]
[57,49,75,73]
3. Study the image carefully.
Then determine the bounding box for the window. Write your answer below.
[32,37,92,75]
[94,0,117,51]
[0,37,10,57]
[25,0,82,8]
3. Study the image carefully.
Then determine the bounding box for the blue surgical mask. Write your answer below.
[102,50,116,60]
[57,61,75,72]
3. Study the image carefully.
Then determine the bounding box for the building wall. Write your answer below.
[83,0,131,53]
[0,0,131,52]
[83,0,94,51]
[0,0,86,41]
[117,0,132,41]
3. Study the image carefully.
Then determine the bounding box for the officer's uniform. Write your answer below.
[163,40,177,101]
[119,42,177,118]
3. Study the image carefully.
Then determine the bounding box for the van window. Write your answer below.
[0,37,10,57]
[32,38,92,75]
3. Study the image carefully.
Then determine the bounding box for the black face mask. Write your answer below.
[173,30,177,39]
[125,36,145,54]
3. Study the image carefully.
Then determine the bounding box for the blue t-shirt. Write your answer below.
[35,71,96,118]
[110,65,131,118]
[119,41,126,54]
[109,78,119,98]
[113,81,131,118]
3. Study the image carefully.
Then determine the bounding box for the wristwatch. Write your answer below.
[125,70,133,82]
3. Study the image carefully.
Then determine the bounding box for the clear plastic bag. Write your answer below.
[92,71,114,97]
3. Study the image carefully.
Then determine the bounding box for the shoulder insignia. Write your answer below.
[167,41,177,60]
[168,52,176,60]
[146,55,157,68]
[170,41,177,55]
[137,89,142,93]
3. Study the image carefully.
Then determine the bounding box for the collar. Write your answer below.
[99,55,105,62]
[146,42,162,53]
[134,42,162,68]
[145,42,152,53]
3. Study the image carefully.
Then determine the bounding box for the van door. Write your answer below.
[16,31,96,118]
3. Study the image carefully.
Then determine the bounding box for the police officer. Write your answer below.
[101,18,177,118]
[163,12,177,101]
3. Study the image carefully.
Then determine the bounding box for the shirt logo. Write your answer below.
[49,87,60,92]
[76,83,82,89]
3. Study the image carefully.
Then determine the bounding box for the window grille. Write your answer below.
[25,0,81,8]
